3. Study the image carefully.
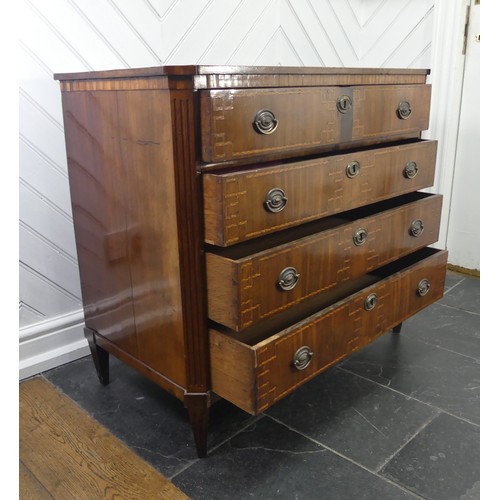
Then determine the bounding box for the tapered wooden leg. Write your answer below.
[84,327,109,386]
[392,322,403,334]
[184,393,210,458]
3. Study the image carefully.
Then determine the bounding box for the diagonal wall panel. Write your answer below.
[164,0,245,64]
[348,0,386,27]
[196,0,273,64]
[361,0,434,66]
[304,0,358,66]
[382,7,434,68]
[227,0,280,65]
[70,0,158,68]
[106,0,165,63]
[146,0,179,20]
[19,0,436,376]
[284,0,343,66]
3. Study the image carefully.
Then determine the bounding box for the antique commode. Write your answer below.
[55,66,447,457]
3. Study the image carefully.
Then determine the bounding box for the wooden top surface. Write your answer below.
[54,65,430,81]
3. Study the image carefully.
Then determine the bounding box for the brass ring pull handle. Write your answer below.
[253,109,279,134]
[397,100,412,120]
[409,219,424,237]
[364,293,378,311]
[265,188,288,213]
[346,160,361,179]
[417,279,431,296]
[353,228,368,246]
[337,95,353,114]
[277,267,300,291]
[292,346,314,371]
[404,161,419,179]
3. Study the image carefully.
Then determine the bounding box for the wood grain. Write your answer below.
[200,85,431,162]
[19,378,188,499]
[169,90,212,457]
[55,64,443,457]
[210,332,256,414]
[170,91,210,394]
[55,65,429,90]
[352,85,432,140]
[200,87,343,162]
[204,139,438,246]
[206,192,443,331]
[198,73,428,89]
[19,461,53,500]
[62,90,138,354]
[61,84,188,389]
[210,248,448,415]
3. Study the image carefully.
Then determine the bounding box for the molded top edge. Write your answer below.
[54,65,430,81]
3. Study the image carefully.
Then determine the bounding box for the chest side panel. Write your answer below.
[61,88,187,388]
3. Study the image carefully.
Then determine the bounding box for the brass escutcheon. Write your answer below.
[417,278,431,296]
[265,188,288,213]
[397,100,412,119]
[253,109,279,134]
[277,267,300,291]
[337,95,353,114]
[346,160,361,178]
[365,293,378,311]
[292,346,314,370]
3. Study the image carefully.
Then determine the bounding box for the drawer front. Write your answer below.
[210,248,448,415]
[200,85,431,162]
[351,85,431,140]
[207,193,442,331]
[204,140,437,246]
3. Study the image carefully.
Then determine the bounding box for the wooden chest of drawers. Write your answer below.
[55,65,447,458]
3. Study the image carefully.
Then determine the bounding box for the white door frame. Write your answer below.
[426,0,471,252]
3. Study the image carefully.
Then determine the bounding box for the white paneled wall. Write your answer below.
[19,0,437,378]
[279,0,434,68]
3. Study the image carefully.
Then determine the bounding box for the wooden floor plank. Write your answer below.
[19,377,189,500]
[19,460,54,500]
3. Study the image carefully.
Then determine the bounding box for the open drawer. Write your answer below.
[204,139,438,247]
[209,247,448,415]
[206,192,443,331]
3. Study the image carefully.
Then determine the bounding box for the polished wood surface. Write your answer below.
[170,90,210,396]
[62,90,137,355]
[206,192,442,331]
[198,132,422,171]
[56,65,445,458]
[85,327,109,386]
[55,66,429,94]
[200,85,431,162]
[204,139,437,246]
[169,89,212,457]
[59,77,194,92]
[20,378,189,499]
[210,248,447,415]
[198,73,428,89]
[196,66,429,76]
[61,86,188,390]
[200,86,341,162]
[352,84,431,140]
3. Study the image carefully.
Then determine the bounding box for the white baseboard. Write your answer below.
[19,310,90,380]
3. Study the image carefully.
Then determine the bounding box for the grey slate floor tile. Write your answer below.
[266,366,438,471]
[399,301,479,360]
[172,416,416,500]
[443,271,465,292]
[380,412,480,500]
[340,331,480,424]
[440,275,480,314]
